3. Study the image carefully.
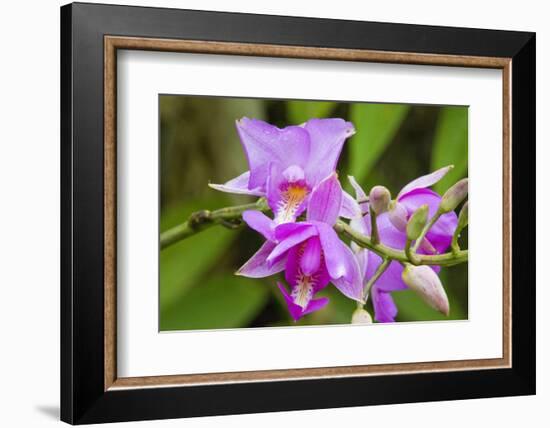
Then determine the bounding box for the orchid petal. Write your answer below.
[267,225,318,266]
[284,246,301,287]
[330,251,363,302]
[315,222,347,279]
[303,118,355,185]
[348,175,367,201]
[265,163,284,217]
[366,211,408,250]
[282,165,305,182]
[274,222,315,241]
[364,212,409,292]
[349,215,369,254]
[350,215,369,236]
[398,165,453,198]
[300,236,322,276]
[236,118,310,189]
[418,237,437,254]
[285,244,330,291]
[277,282,329,321]
[236,241,286,278]
[277,282,306,321]
[284,244,330,310]
[315,222,363,301]
[372,191,455,255]
[266,162,309,224]
[388,201,408,232]
[242,210,275,241]
[340,190,362,219]
[354,248,369,281]
[348,175,369,213]
[371,286,398,322]
[366,249,440,293]
[303,297,330,316]
[306,173,342,225]
[208,171,264,196]
[366,253,407,292]
[364,213,409,292]
[399,188,458,253]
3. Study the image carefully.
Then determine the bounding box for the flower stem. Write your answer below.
[362,257,390,301]
[160,198,269,250]
[404,238,420,265]
[451,202,468,254]
[370,210,380,245]
[411,212,441,253]
[159,201,468,268]
[334,220,467,267]
[451,229,461,254]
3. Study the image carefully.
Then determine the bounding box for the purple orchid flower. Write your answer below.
[210,117,355,224]
[348,166,458,322]
[237,173,363,321]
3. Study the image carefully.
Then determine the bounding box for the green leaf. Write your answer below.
[160,198,237,312]
[349,103,410,182]
[160,274,269,331]
[392,289,446,321]
[287,100,336,124]
[431,107,468,194]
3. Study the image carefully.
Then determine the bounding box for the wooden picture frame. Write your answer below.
[61,2,535,424]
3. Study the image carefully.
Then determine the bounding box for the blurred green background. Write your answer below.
[159,95,468,331]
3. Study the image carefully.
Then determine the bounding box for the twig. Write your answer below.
[370,210,380,245]
[362,257,391,301]
[160,198,269,250]
[334,221,467,267]
[411,212,441,253]
[159,201,468,268]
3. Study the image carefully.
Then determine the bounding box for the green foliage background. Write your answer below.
[159,96,468,331]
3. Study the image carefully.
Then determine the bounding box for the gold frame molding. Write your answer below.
[104,35,512,391]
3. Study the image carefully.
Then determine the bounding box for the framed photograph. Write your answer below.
[60,2,535,424]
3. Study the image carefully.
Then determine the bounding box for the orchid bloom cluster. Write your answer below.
[208,117,469,323]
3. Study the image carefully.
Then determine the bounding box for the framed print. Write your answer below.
[60,2,536,424]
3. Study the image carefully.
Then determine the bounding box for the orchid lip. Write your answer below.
[274,180,310,224]
[291,274,315,308]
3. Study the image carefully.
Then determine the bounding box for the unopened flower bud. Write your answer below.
[351,308,373,324]
[388,201,408,231]
[457,201,468,232]
[369,186,391,214]
[402,265,449,316]
[439,178,468,213]
[406,204,429,241]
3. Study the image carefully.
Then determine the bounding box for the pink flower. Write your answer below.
[238,174,363,321]
[349,167,458,322]
[210,117,355,224]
